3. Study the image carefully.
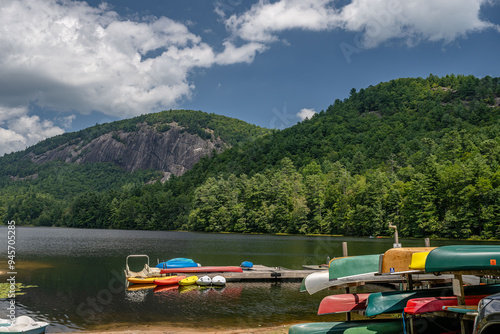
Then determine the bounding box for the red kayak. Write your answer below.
[160,266,243,274]
[154,275,186,286]
[318,293,370,315]
[404,295,486,315]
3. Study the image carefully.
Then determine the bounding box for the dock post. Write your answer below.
[342,242,348,257]
[424,238,430,247]
[342,242,351,321]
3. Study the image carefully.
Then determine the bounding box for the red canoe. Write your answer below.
[160,266,243,274]
[318,293,370,315]
[404,295,486,315]
[154,275,186,286]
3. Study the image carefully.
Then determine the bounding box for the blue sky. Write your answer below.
[1,0,500,155]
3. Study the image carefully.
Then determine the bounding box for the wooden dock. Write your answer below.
[222,265,322,282]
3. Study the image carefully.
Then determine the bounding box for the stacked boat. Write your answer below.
[291,245,500,334]
[125,255,238,289]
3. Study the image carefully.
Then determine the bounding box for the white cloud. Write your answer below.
[297,108,317,121]
[0,111,64,156]
[0,0,265,119]
[0,0,269,155]
[225,0,499,48]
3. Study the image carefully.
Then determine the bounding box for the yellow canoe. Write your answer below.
[179,275,198,286]
[380,247,435,274]
[409,251,431,271]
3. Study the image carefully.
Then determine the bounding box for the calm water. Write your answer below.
[0,227,497,332]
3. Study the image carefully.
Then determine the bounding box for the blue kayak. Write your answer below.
[241,261,253,268]
[156,258,199,269]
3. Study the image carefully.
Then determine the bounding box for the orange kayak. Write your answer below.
[154,275,186,286]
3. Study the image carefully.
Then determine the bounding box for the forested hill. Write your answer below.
[3,75,500,239]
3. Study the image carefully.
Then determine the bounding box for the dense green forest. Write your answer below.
[2,74,500,239]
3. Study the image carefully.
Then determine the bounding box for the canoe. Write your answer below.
[425,245,500,273]
[197,275,212,286]
[404,295,486,314]
[154,275,186,285]
[288,320,403,334]
[318,293,370,315]
[380,247,435,274]
[179,275,198,286]
[329,254,381,280]
[365,284,500,317]
[212,275,226,286]
[0,316,49,334]
[408,251,430,270]
[160,266,243,274]
[127,276,159,284]
[300,270,478,295]
[288,318,461,334]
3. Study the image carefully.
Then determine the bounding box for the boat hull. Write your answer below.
[154,275,186,286]
[318,293,370,315]
[425,245,500,273]
[160,266,243,274]
[366,284,500,316]
[380,247,435,274]
[288,320,403,334]
[329,254,380,280]
[404,295,485,314]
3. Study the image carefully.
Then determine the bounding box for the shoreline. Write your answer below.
[59,324,292,334]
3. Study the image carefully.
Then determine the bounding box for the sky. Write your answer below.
[1,0,500,156]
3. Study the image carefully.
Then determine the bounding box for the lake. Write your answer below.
[0,227,495,332]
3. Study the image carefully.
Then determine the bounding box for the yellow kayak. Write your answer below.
[127,275,178,284]
[179,275,198,286]
[409,251,431,271]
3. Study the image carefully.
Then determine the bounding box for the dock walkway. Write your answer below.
[223,265,321,282]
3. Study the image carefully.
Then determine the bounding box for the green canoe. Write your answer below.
[329,254,381,280]
[365,284,500,317]
[425,245,500,273]
[288,320,403,334]
[288,318,461,334]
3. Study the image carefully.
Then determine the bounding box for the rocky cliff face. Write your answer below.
[28,123,228,179]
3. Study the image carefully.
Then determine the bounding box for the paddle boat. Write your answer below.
[212,275,226,286]
[0,316,49,334]
[196,275,212,286]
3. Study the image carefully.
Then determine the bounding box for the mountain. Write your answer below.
[2,74,500,239]
[1,109,269,180]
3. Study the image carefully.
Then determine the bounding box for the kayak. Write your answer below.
[408,251,430,270]
[154,275,186,285]
[329,254,381,280]
[317,293,370,315]
[365,284,500,317]
[404,295,486,314]
[160,266,243,274]
[179,276,198,286]
[156,261,200,269]
[380,247,435,274]
[425,245,500,273]
[197,275,212,286]
[127,276,159,284]
[212,275,226,286]
[288,320,403,334]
